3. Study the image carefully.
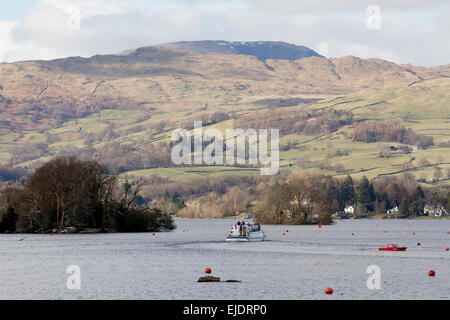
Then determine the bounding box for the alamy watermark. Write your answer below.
[366,265,381,289]
[171,121,279,175]
[366,5,381,30]
[66,265,81,290]
[66,5,82,30]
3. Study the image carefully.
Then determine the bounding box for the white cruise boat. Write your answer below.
[226,221,266,242]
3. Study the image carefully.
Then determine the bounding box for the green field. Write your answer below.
[1,55,449,186]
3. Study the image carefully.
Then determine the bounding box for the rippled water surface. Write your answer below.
[0,219,449,299]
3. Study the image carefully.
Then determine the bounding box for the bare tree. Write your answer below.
[121,178,145,209]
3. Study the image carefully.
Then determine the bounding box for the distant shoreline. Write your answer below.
[363,216,450,220]
[172,216,450,221]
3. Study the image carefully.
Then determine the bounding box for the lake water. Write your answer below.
[0,219,449,300]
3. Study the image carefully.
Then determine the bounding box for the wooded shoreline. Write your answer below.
[1,157,449,232]
[0,157,175,234]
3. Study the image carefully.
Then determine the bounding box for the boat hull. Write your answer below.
[378,248,407,251]
[225,237,250,242]
[226,231,266,242]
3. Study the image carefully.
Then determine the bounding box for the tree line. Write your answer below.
[234,108,353,136]
[0,166,27,183]
[0,157,174,233]
[141,172,450,223]
[353,121,433,148]
[2,160,449,227]
[254,174,450,223]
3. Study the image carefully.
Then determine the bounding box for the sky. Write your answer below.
[0,0,449,66]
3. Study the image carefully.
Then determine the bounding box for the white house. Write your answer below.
[344,205,355,215]
[387,206,399,215]
[424,204,448,217]
[434,207,448,217]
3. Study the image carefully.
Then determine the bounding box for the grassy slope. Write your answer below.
[279,78,450,182]
[128,78,450,183]
[0,49,449,185]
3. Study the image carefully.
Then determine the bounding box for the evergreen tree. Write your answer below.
[411,186,426,217]
[0,207,17,233]
[357,176,376,212]
[409,200,423,217]
[339,175,355,209]
[399,198,411,217]
[413,186,425,201]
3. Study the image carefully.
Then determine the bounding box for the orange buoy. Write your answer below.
[417,242,421,246]
[445,248,449,251]
[325,287,333,294]
[428,270,435,277]
[376,224,379,227]
[384,230,388,233]
[205,268,212,274]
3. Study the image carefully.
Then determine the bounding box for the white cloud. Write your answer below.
[0,0,448,66]
[0,21,58,62]
[249,0,450,13]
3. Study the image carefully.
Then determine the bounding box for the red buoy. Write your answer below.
[205,268,212,274]
[417,242,421,246]
[318,224,322,229]
[152,233,156,236]
[428,270,435,277]
[412,232,415,235]
[351,233,354,236]
[325,287,333,294]
[445,248,449,251]
[384,230,388,233]
[282,233,286,236]
[286,230,289,233]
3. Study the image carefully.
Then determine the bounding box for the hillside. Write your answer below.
[0,43,449,187]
